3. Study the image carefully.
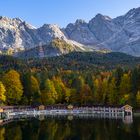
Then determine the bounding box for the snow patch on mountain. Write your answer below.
[0,7,140,56]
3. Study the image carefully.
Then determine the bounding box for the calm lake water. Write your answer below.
[0,116,140,140]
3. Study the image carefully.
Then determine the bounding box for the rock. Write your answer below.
[0,7,140,56]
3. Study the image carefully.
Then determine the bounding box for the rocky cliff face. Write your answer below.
[108,7,140,56]
[0,16,37,50]
[17,39,85,58]
[65,7,140,56]
[0,7,140,56]
[0,17,84,56]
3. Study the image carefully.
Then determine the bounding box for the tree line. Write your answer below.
[0,67,140,108]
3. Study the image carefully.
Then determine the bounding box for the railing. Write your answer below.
[0,106,133,120]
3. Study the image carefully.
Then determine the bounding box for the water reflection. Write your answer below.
[123,115,133,124]
[0,117,140,140]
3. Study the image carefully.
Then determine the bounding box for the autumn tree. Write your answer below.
[30,76,41,105]
[80,84,93,105]
[85,73,94,91]
[52,77,65,103]
[41,79,58,105]
[3,70,23,105]
[22,73,41,105]
[0,128,5,140]
[0,81,6,105]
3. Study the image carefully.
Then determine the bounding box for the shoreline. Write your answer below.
[0,105,134,115]
[0,110,134,126]
[0,105,135,125]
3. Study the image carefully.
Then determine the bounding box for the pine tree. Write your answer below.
[71,76,84,103]
[22,73,41,105]
[22,72,32,103]
[107,78,117,105]
[114,67,123,87]
[130,68,139,105]
[94,78,100,104]
[119,73,131,105]
[136,91,140,107]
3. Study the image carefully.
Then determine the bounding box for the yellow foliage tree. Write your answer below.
[3,70,23,105]
[0,81,6,104]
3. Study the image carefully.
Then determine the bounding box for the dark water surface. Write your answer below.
[0,116,140,140]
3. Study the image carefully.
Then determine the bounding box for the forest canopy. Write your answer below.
[0,52,140,108]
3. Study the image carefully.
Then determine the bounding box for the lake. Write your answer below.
[0,116,140,140]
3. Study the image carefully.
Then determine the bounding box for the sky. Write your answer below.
[0,0,140,27]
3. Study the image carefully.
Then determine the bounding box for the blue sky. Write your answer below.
[0,0,140,27]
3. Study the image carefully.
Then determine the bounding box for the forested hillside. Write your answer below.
[1,51,140,72]
[0,52,140,108]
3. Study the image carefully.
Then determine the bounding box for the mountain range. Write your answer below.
[0,7,140,57]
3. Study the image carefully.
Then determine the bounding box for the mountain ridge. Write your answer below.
[0,7,140,57]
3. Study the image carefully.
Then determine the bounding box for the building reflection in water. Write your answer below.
[123,115,133,124]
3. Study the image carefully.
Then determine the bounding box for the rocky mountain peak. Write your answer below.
[39,23,67,42]
[21,21,36,29]
[42,24,60,29]
[0,7,140,57]
[0,16,23,24]
[75,19,87,25]
[13,17,23,23]
[0,17,25,31]
[125,7,140,18]
[90,14,112,23]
